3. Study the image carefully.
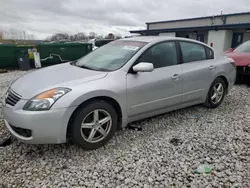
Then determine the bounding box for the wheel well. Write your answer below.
[218,76,229,93]
[66,96,123,140]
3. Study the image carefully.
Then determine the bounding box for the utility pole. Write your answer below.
[23,31,26,39]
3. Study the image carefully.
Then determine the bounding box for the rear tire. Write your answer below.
[203,77,226,109]
[69,100,117,150]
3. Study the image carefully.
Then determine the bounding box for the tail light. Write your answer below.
[227,57,236,69]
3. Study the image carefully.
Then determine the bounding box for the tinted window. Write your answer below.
[205,47,214,59]
[137,42,178,68]
[180,42,206,63]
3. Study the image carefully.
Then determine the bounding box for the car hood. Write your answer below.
[11,63,108,99]
[225,52,250,66]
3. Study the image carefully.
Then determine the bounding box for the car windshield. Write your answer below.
[234,41,250,53]
[75,40,147,71]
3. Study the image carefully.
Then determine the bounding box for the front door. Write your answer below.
[232,32,244,48]
[178,41,215,103]
[126,41,183,117]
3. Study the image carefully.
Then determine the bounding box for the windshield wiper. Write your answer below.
[94,67,111,72]
[70,60,77,65]
[71,61,95,70]
[79,65,96,70]
[81,65,110,72]
[71,61,110,71]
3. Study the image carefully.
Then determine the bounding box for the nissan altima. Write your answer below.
[2,37,236,150]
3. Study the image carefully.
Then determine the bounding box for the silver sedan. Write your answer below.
[2,36,236,150]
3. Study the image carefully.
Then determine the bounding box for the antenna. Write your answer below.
[220,9,224,15]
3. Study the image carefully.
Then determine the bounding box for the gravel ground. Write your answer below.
[0,71,250,188]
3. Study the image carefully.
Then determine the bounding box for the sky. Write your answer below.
[0,0,249,39]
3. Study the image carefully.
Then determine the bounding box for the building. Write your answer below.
[130,12,250,53]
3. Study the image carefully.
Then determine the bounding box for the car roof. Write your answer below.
[120,36,213,49]
[120,36,175,43]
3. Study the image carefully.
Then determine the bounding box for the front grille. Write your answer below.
[5,89,21,106]
[10,125,32,138]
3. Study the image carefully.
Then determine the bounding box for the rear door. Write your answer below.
[179,41,216,104]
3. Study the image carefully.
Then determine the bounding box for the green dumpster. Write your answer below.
[0,44,20,68]
[37,43,92,66]
[0,43,92,69]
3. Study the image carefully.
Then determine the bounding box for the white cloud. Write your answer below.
[0,0,249,39]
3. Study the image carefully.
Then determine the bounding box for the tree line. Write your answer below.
[0,28,35,40]
[0,28,122,41]
[46,32,122,42]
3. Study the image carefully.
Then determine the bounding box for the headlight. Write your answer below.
[23,88,71,111]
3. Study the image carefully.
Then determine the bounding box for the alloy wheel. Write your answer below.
[211,83,224,104]
[80,109,112,143]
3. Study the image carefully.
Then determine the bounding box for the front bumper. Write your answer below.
[2,101,76,144]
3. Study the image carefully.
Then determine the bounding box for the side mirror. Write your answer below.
[132,62,154,73]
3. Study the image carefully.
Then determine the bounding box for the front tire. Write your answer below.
[69,100,117,150]
[203,77,226,109]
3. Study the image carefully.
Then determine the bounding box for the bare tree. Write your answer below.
[74,32,87,41]
[46,32,120,42]
[67,32,87,41]
[45,36,51,41]
[49,33,70,41]
[1,28,37,40]
[89,32,97,39]
[69,35,76,41]
[104,33,121,40]
[7,28,19,39]
[97,35,104,39]
[0,30,3,40]
[27,34,35,40]
[115,35,122,39]
[105,33,115,39]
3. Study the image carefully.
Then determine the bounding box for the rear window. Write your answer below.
[179,41,206,63]
[205,47,214,59]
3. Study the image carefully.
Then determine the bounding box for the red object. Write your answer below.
[225,52,250,66]
[224,48,234,53]
[224,41,250,67]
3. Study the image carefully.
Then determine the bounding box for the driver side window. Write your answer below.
[137,42,178,68]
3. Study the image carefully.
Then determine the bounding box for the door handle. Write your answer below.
[209,65,216,70]
[171,74,180,80]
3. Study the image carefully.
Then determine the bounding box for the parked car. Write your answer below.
[2,37,236,150]
[225,40,250,81]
